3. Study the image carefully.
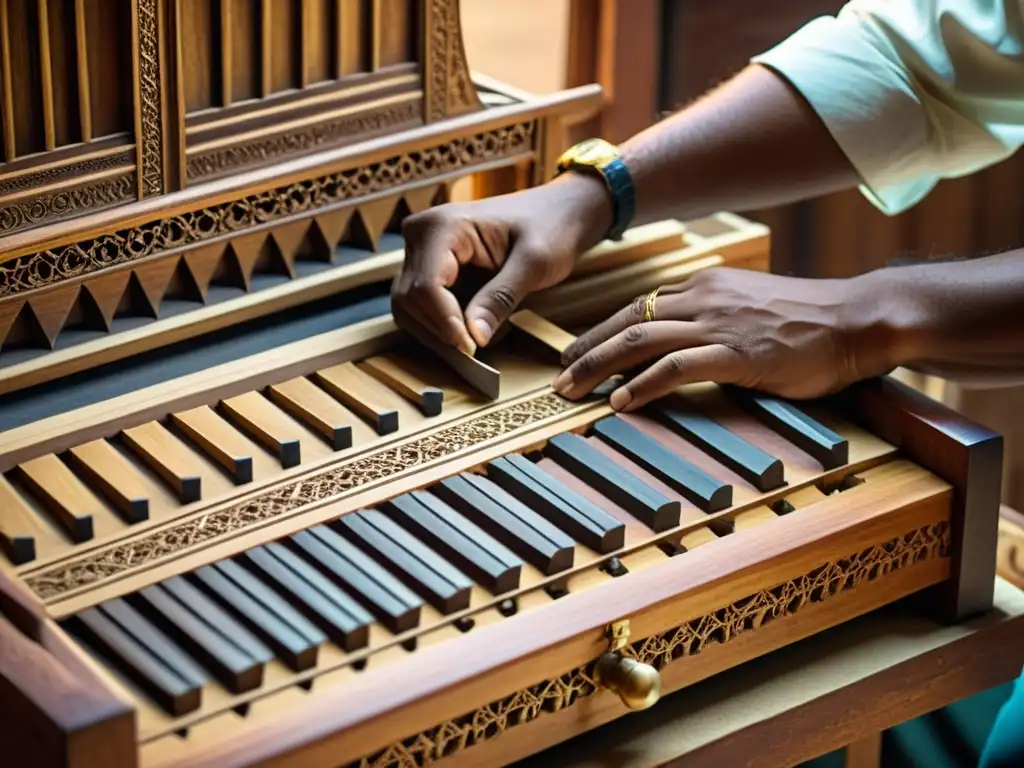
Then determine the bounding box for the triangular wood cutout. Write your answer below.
[312,209,354,257]
[227,232,271,291]
[384,198,413,235]
[63,285,108,332]
[163,258,205,303]
[115,273,159,319]
[404,185,441,215]
[182,244,227,302]
[0,300,25,347]
[26,284,81,348]
[132,257,181,318]
[2,302,49,350]
[269,220,312,271]
[83,270,133,330]
[347,196,399,252]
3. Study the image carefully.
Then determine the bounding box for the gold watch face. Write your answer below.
[559,138,619,170]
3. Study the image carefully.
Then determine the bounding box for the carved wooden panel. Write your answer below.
[0,0,137,235]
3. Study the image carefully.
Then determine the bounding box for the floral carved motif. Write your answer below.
[0,174,136,236]
[24,391,575,600]
[136,0,163,197]
[0,121,534,299]
[186,101,423,181]
[349,522,951,768]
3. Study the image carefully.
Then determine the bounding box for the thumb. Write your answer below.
[463,245,544,347]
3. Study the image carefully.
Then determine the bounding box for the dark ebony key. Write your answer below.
[334,510,473,614]
[381,491,523,594]
[433,474,575,575]
[592,416,733,512]
[133,582,265,693]
[192,563,322,671]
[652,399,785,491]
[486,454,625,552]
[292,526,422,633]
[72,607,201,716]
[727,388,849,469]
[241,544,371,651]
[545,432,680,531]
[99,598,208,689]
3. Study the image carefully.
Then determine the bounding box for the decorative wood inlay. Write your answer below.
[23,390,576,600]
[0,151,134,198]
[186,100,422,182]
[349,521,951,768]
[424,0,482,122]
[0,173,136,237]
[136,0,164,196]
[0,121,534,299]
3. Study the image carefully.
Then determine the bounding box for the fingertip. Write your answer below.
[445,316,477,356]
[609,387,633,411]
[468,316,492,347]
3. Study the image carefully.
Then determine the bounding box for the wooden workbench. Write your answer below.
[520,578,1024,768]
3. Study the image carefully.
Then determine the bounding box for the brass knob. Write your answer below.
[594,651,661,710]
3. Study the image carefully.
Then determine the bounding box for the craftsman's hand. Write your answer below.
[393,174,612,354]
[555,267,900,409]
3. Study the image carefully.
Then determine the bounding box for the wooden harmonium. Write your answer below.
[0,295,1002,765]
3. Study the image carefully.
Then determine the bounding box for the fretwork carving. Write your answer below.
[0,122,534,299]
[136,0,163,197]
[0,174,136,236]
[349,522,951,767]
[24,390,576,600]
[0,151,133,198]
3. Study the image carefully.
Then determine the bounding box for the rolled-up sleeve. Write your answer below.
[752,0,1024,215]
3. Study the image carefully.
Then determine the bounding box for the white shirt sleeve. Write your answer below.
[751,0,1024,215]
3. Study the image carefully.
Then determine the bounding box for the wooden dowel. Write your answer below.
[74,0,92,142]
[37,0,55,150]
[299,0,308,88]
[220,0,232,106]
[260,0,271,97]
[0,0,16,160]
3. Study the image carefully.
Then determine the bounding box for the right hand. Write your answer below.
[392,173,613,354]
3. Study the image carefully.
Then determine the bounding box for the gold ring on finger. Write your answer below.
[643,287,660,323]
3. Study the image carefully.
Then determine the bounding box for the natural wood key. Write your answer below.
[219,392,303,468]
[0,475,41,564]
[121,422,203,503]
[267,377,356,450]
[67,440,150,523]
[15,455,96,543]
[358,356,444,417]
[315,362,399,435]
[171,406,255,484]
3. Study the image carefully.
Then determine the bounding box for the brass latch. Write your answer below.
[594,619,661,711]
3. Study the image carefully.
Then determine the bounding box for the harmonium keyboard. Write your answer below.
[0,2,1005,768]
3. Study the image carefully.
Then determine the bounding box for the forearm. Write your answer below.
[622,65,859,226]
[560,64,861,251]
[855,249,1024,387]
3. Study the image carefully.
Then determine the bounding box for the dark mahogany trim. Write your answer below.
[838,376,1003,622]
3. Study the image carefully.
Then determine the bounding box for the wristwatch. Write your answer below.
[554,138,636,241]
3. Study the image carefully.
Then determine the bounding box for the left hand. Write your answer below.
[553,267,897,410]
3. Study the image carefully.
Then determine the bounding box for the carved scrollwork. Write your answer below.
[0,121,534,299]
[136,0,163,197]
[0,152,133,198]
[24,390,575,600]
[187,101,423,181]
[0,174,136,236]
[349,522,951,768]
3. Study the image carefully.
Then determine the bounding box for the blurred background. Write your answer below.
[458,0,1024,514]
